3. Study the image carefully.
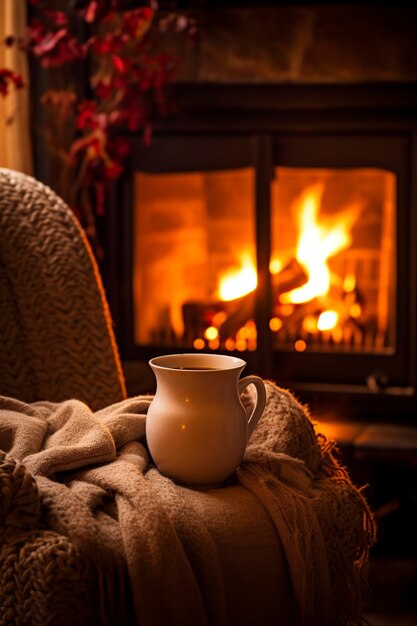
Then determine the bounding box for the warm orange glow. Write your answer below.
[343,273,356,293]
[302,315,317,333]
[212,311,227,326]
[204,326,219,341]
[269,317,283,332]
[349,303,362,318]
[332,327,343,343]
[279,304,295,317]
[218,254,257,301]
[294,339,307,352]
[236,327,249,340]
[280,183,361,304]
[245,321,257,339]
[317,310,339,331]
[225,338,236,351]
[269,257,283,275]
[235,339,247,351]
[134,166,396,355]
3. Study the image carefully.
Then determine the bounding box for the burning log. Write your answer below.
[218,293,255,341]
[182,252,371,353]
[272,258,308,298]
[216,258,309,339]
[182,301,226,341]
[274,298,322,336]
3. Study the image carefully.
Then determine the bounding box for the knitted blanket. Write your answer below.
[0,383,375,626]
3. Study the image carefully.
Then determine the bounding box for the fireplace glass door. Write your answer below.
[125,130,409,391]
[133,167,257,351]
[270,166,396,355]
[132,162,396,355]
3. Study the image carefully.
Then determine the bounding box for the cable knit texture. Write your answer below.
[0,167,126,410]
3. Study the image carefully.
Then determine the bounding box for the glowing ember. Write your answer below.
[269,257,283,275]
[218,254,257,301]
[302,315,317,333]
[280,183,361,304]
[349,303,362,319]
[343,273,356,293]
[225,338,236,351]
[317,310,339,331]
[204,326,219,341]
[269,317,283,332]
[212,311,227,326]
[211,181,364,349]
[294,339,307,352]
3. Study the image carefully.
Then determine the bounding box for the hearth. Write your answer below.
[104,82,417,422]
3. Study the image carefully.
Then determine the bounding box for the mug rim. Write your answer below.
[149,353,246,371]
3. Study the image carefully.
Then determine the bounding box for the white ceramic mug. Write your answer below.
[146,353,266,488]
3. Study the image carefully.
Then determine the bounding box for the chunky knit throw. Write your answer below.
[0,383,375,626]
[0,167,126,410]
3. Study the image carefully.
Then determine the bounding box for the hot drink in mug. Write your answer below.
[146,353,266,488]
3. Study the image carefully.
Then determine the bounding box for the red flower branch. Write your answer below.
[3,0,196,256]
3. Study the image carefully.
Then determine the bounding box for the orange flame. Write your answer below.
[218,253,257,301]
[280,183,361,304]
[317,310,339,331]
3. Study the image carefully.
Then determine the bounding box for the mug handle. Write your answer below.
[238,376,267,440]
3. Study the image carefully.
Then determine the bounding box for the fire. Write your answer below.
[280,183,361,304]
[317,310,339,331]
[269,257,283,275]
[218,253,257,301]
[212,182,362,351]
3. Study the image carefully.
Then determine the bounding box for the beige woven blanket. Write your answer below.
[0,383,375,626]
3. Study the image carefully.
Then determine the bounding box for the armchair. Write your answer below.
[0,168,375,626]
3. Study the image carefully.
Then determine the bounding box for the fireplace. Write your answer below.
[132,162,395,357]
[100,1,417,421]
[103,80,417,422]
